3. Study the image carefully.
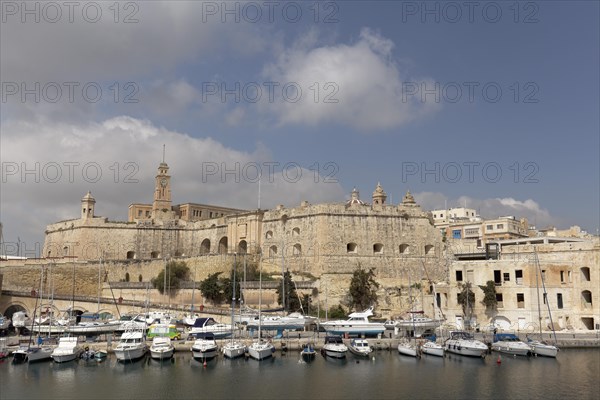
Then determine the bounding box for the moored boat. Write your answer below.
[301,343,316,362]
[51,337,82,363]
[397,339,420,358]
[421,340,444,357]
[348,338,373,357]
[321,335,348,358]
[13,345,54,363]
[188,318,232,339]
[150,336,174,360]
[247,339,275,361]
[114,327,148,362]
[319,307,385,338]
[528,338,559,358]
[491,333,532,356]
[191,334,219,361]
[444,331,488,358]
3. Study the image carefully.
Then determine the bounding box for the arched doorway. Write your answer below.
[218,237,228,254]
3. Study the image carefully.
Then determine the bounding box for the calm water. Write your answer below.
[1,349,598,400]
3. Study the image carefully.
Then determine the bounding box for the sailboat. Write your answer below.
[222,254,247,359]
[248,254,275,361]
[13,265,54,363]
[397,271,421,358]
[528,249,559,357]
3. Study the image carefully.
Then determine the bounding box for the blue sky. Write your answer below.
[1,1,598,254]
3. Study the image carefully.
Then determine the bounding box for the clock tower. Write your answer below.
[152,161,172,216]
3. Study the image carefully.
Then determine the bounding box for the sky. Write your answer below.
[1,1,599,256]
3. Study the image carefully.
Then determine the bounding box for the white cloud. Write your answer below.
[0,117,345,253]
[260,27,439,131]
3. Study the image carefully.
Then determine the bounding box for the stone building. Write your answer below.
[39,161,446,314]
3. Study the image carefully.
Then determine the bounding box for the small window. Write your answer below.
[399,244,409,254]
[486,225,493,230]
[476,239,482,248]
[496,293,504,308]
[266,231,273,239]
[138,210,142,217]
[293,244,302,256]
[452,230,461,239]
[496,224,504,229]
[515,270,523,285]
[269,245,278,257]
[424,245,434,255]
[150,251,159,259]
[292,227,300,236]
[557,293,563,309]
[126,251,136,259]
[347,243,357,254]
[373,243,383,254]
[517,293,525,308]
[455,271,463,282]
[503,272,510,282]
[560,271,565,283]
[581,267,591,282]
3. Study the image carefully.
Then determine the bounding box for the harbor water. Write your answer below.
[1,349,598,400]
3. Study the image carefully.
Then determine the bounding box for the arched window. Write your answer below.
[582,290,592,307]
[347,243,357,254]
[218,237,228,254]
[373,243,383,254]
[424,245,434,255]
[238,240,247,254]
[265,230,273,239]
[399,244,409,254]
[126,251,136,259]
[269,245,278,257]
[293,244,302,256]
[63,246,69,256]
[200,239,211,255]
[292,227,300,236]
[150,251,160,259]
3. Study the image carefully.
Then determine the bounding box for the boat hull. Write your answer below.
[51,352,80,363]
[491,343,531,356]
[421,342,444,357]
[222,343,246,359]
[191,348,218,361]
[150,348,174,360]
[115,347,147,362]
[397,343,420,358]
[529,342,558,358]
[248,343,274,360]
[13,347,54,363]
[445,343,488,358]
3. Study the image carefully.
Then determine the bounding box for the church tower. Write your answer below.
[81,191,96,219]
[152,160,172,216]
[372,182,387,209]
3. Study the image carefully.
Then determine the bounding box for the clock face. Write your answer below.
[160,178,167,187]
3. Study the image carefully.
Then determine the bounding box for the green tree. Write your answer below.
[457,282,476,316]
[348,264,379,310]
[276,270,301,312]
[199,272,225,304]
[479,280,498,310]
[151,260,190,295]
[327,304,346,319]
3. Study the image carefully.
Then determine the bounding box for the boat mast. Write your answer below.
[535,249,558,344]
[534,249,543,338]
[230,253,236,344]
[258,254,263,342]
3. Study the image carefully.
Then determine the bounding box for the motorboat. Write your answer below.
[527,338,559,358]
[319,307,385,337]
[444,331,488,358]
[348,338,373,357]
[145,311,175,325]
[188,318,232,339]
[395,313,444,337]
[114,327,148,362]
[148,323,181,340]
[222,341,247,359]
[300,343,316,362]
[397,339,420,358]
[12,345,54,363]
[421,340,444,357]
[116,314,148,331]
[150,336,174,360]
[491,333,532,356]
[321,335,348,358]
[247,313,307,331]
[247,339,275,361]
[191,334,219,361]
[67,319,121,335]
[51,337,82,363]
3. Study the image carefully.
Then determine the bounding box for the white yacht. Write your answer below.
[11,311,32,330]
[395,313,444,337]
[397,339,420,358]
[444,331,488,358]
[114,328,148,362]
[188,318,232,339]
[150,337,174,360]
[321,335,348,358]
[319,307,385,337]
[348,338,373,357]
[13,345,54,363]
[421,341,444,357]
[222,341,247,359]
[527,338,559,358]
[491,333,532,356]
[51,337,82,363]
[191,335,219,361]
[247,339,275,361]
